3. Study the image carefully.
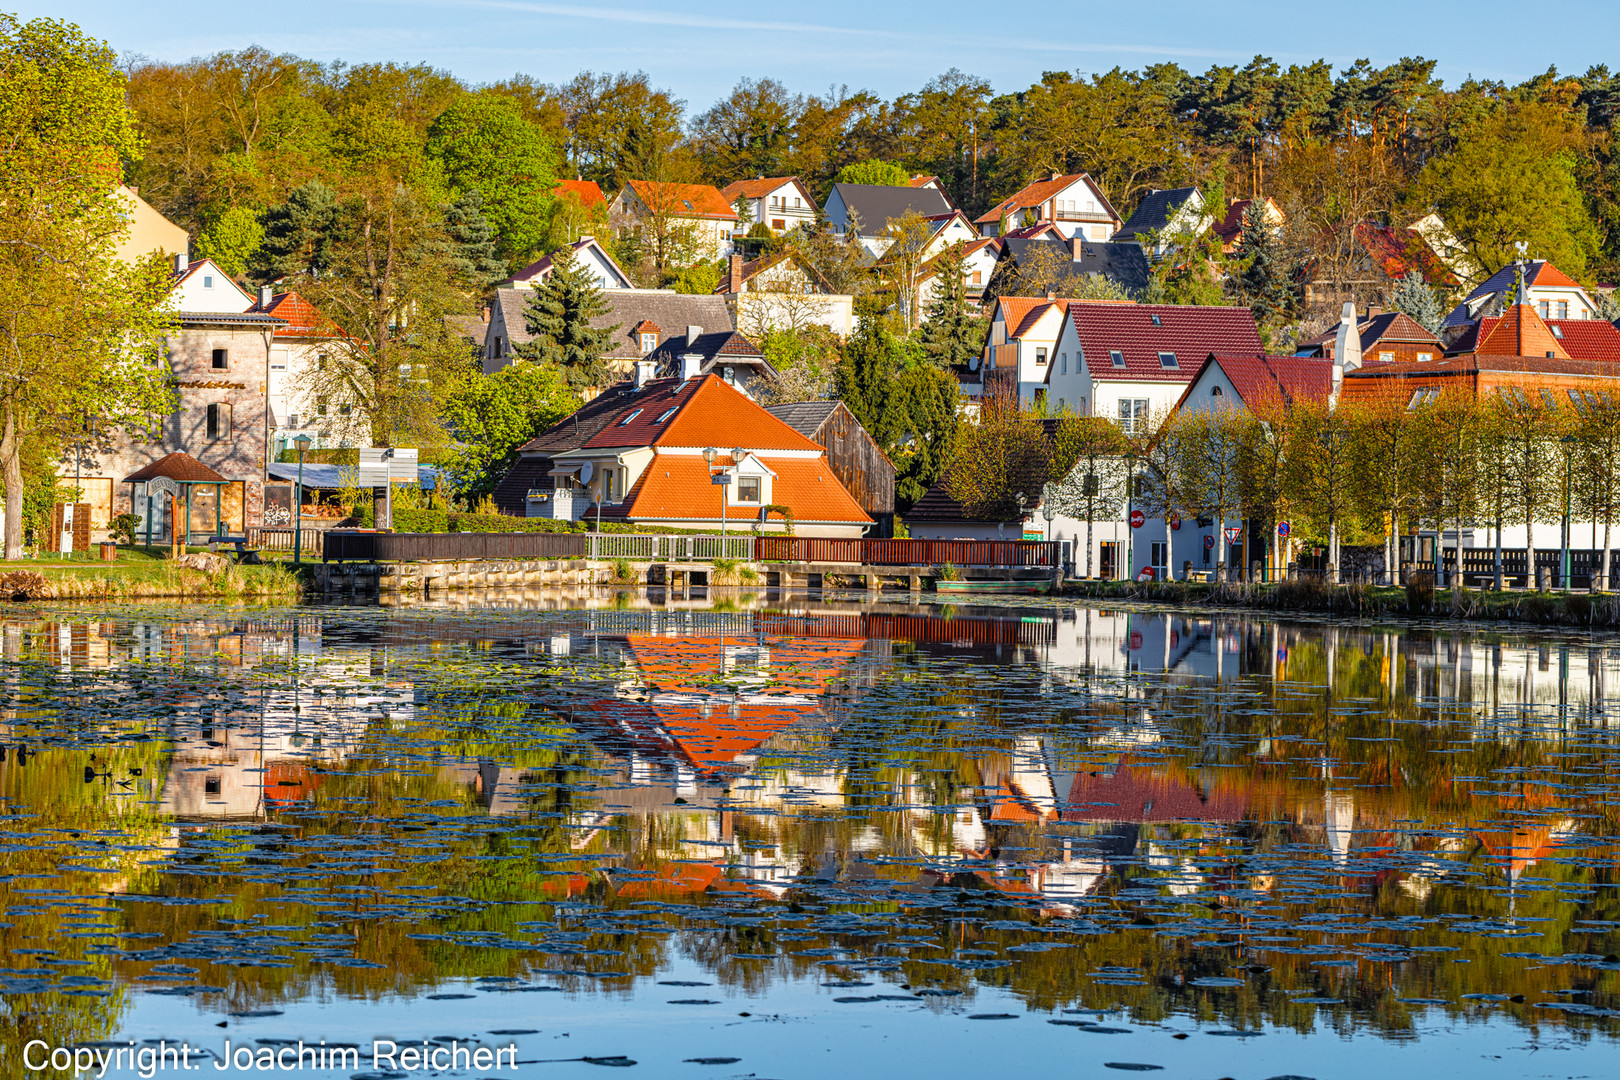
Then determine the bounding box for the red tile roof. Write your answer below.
[1178,354,1332,412]
[580,375,821,451]
[719,176,810,202]
[253,291,346,339]
[1010,299,1070,339]
[1529,261,1581,288]
[555,178,605,207]
[1354,222,1459,288]
[619,453,869,524]
[624,180,737,220]
[1450,315,1620,363]
[975,173,1118,225]
[1070,302,1263,382]
[1210,197,1282,245]
[123,451,227,484]
[1473,304,1570,359]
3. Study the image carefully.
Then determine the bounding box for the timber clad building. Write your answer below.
[765,401,897,536]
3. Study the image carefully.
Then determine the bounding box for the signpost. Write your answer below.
[1204,534,1215,549]
[1224,525,1242,544]
[1277,521,1291,538]
[1129,509,1145,529]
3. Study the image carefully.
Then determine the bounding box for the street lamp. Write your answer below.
[1560,434,1575,593]
[292,434,313,565]
[703,447,727,538]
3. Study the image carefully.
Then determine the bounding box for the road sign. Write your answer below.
[1224,526,1242,544]
[1136,567,1155,582]
[711,473,732,485]
[1169,512,1182,531]
[1277,520,1291,538]
[1129,509,1145,529]
[1203,534,1215,549]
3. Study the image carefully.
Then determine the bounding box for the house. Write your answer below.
[482,288,733,377]
[499,371,871,536]
[1446,312,1620,363]
[555,178,606,209]
[1174,352,1334,416]
[1113,186,1212,257]
[1409,212,1482,286]
[1301,222,1461,308]
[986,236,1152,301]
[1294,308,1443,365]
[765,400,896,535]
[1043,302,1264,423]
[114,185,189,264]
[720,176,819,234]
[903,483,1033,541]
[1440,259,1602,333]
[912,237,999,317]
[821,183,954,257]
[251,288,361,456]
[609,180,739,259]
[715,251,856,337]
[642,326,775,399]
[975,295,1074,404]
[1210,197,1283,253]
[908,175,956,206]
[974,173,1121,241]
[497,236,634,291]
[94,254,282,539]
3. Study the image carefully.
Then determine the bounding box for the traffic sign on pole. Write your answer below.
[1277,521,1291,538]
[1129,509,1145,529]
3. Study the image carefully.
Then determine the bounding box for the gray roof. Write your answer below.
[765,400,839,436]
[493,288,734,360]
[997,239,1152,294]
[831,184,952,236]
[1114,186,1199,242]
[266,462,439,490]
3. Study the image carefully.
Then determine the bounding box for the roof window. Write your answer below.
[1149,312,1162,326]
[1158,351,1177,369]
[654,408,677,423]
[682,200,694,211]
[1110,350,1125,368]
[1551,324,1564,338]
[618,408,643,426]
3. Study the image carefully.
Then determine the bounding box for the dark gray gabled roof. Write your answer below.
[765,400,839,436]
[493,288,734,360]
[831,184,952,235]
[996,239,1152,294]
[1114,186,1199,242]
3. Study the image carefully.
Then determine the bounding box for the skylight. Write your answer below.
[1551,324,1564,338]
[654,408,677,423]
[1158,351,1178,369]
[1110,350,1125,368]
[618,408,643,426]
[1149,313,1162,326]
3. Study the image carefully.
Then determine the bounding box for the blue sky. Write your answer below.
[25,0,1620,108]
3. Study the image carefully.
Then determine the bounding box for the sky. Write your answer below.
[22,0,1620,108]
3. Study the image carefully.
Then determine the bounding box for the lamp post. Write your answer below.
[703,447,726,539]
[292,434,312,565]
[1561,434,1574,593]
[731,448,746,555]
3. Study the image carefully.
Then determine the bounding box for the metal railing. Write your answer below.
[757,537,1060,568]
[249,527,326,552]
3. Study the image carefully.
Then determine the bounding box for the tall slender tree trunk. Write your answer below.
[1,406,22,561]
[1603,508,1612,592]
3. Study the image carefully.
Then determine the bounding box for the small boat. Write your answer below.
[934,579,1050,595]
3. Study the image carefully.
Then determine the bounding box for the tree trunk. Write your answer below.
[0,406,22,561]
[1328,518,1339,584]
[1085,505,1094,579]
[1604,510,1613,592]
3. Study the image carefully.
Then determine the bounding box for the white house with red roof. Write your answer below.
[975,173,1121,241]
[974,295,1074,404]
[720,176,818,234]
[526,369,871,536]
[1042,302,1264,426]
[250,288,363,455]
[610,180,740,259]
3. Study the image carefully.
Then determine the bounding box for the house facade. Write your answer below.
[765,400,897,536]
[821,183,954,257]
[610,181,739,260]
[719,176,819,234]
[974,173,1121,241]
[1441,259,1602,333]
[254,288,361,456]
[977,296,1073,404]
[482,288,734,379]
[1295,309,1443,365]
[716,251,856,337]
[1113,186,1211,257]
[497,237,634,292]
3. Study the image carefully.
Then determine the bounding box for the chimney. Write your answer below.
[174,252,189,273]
[634,358,656,388]
[1068,235,1082,261]
[258,284,273,307]
[686,325,702,348]
[1366,305,1382,319]
[727,253,745,294]
[681,353,703,382]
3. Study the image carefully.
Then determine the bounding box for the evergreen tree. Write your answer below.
[834,313,901,444]
[917,243,983,369]
[515,247,620,390]
[1389,269,1444,332]
[1228,200,1298,326]
[443,190,506,292]
[252,181,339,283]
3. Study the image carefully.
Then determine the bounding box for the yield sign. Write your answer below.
[1223,526,1242,544]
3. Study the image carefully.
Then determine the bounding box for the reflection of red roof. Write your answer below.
[1061,765,1248,823]
[264,762,321,807]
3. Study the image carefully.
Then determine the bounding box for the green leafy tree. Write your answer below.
[515,246,620,390]
[834,159,910,187]
[918,243,984,368]
[0,15,176,557]
[442,189,506,292]
[668,260,722,294]
[441,361,577,502]
[754,327,839,405]
[426,93,558,265]
[885,363,960,509]
[252,180,339,283]
[194,205,265,277]
[1388,269,1444,333]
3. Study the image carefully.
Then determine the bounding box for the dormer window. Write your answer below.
[619,408,643,426]
[640,333,657,354]
[1158,351,1177,369]
[1110,350,1125,368]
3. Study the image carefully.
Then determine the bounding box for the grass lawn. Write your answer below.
[0,545,305,601]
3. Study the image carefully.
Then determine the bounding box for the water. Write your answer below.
[3,593,1620,1079]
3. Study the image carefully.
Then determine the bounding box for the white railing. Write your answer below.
[587,534,755,562]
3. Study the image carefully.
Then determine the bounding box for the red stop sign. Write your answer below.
[1129,509,1145,529]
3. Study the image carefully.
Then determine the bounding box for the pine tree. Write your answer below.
[917,243,983,369]
[443,190,506,292]
[1228,200,1298,326]
[1389,269,1444,332]
[252,181,339,283]
[515,247,620,390]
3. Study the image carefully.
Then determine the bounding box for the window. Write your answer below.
[1110,349,1125,368]
[1551,324,1564,339]
[1378,351,1394,362]
[338,403,352,417]
[317,399,328,417]
[1118,398,1147,433]
[205,402,231,440]
[736,476,761,503]
[1570,388,1590,413]
[640,333,657,354]
[771,219,785,230]
[1416,352,1433,362]
[1150,313,1162,326]
[1496,386,1530,407]
[1540,388,1559,410]
[1091,225,1107,239]
[1538,300,1550,318]
[1158,351,1177,369]
[1558,300,1570,319]
[654,408,677,423]
[1035,347,1047,366]
[317,354,328,371]
[1034,388,1048,411]
[211,348,228,370]
[270,349,287,371]
[682,199,694,211]
[619,408,643,426]
[970,270,982,285]
[287,413,299,430]
[1406,388,1439,409]
[1211,385,1223,397]
[1059,353,1067,375]
[202,275,214,288]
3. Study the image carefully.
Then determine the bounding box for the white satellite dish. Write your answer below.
[577,461,595,483]
[969,356,980,372]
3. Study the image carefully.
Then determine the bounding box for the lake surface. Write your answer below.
[4,592,1620,1079]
